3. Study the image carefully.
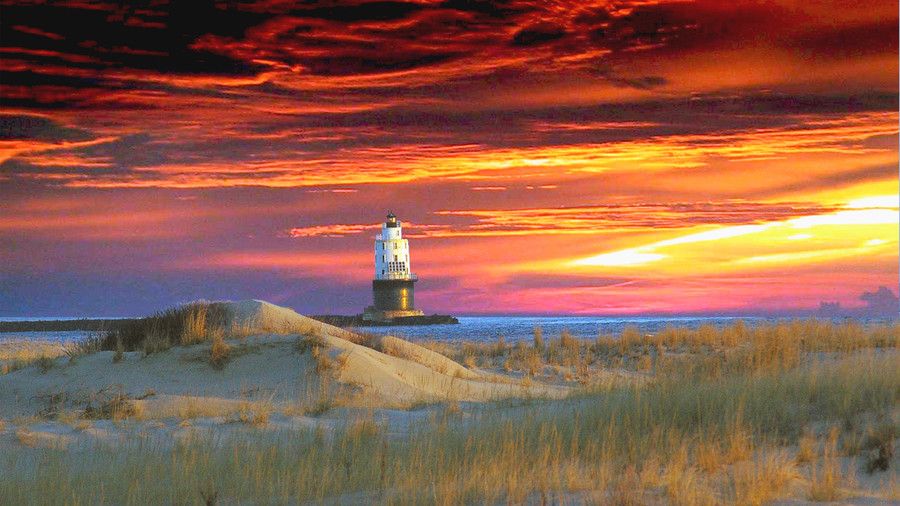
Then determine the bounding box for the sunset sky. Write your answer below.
[1,0,897,317]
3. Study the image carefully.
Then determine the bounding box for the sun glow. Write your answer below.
[845,195,900,209]
[572,249,667,267]
[567,194,898,276]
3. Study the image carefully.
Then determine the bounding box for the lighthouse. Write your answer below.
[363,212,424,321]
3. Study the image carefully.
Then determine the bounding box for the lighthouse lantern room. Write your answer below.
[364,212,425,321]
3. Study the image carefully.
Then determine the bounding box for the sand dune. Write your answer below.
[2,312,896,504]
[0,300,567,420]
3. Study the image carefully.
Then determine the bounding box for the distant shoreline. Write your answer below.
[312,314,459,327]
[0,314,460,333]
[0,319,139,333]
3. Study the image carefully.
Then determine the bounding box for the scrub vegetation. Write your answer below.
[1,319,897,504]
[99,301,329,354]
[430,319,898,383]
[101,302,234,352]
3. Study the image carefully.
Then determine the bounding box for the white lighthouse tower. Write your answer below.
[364,212,424,321]
[374,212,412,281]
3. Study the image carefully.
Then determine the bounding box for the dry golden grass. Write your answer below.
[345,416,382,440]
[725,423,754,465]
[809,427,844,501]
[167,396,240,420]
[0,342,65,361]
[663,446,719,505]
[524,349,542,376]
[182,304,209,346]
[695,440,723,473]
[0,319,896,504]
[279,378,358,418]
[208,333,231,370]
[82,386,142,421]
[797,428,817,464]
[533,326,544,352]
[295,332,325,354]
[3,352,897,503]
[607,466,646,505]
[0,340,70,375]
[427,320,898,383]
[55,410,80,427]
[232,401,272,427]
[311,345,334,374]
[731,449,798,506]
[14,428,37,448]
[102,301,236,352]
[884,474,900,500]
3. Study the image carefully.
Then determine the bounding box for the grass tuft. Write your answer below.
[82,386,139,420]
[104,301,231,352]
[208,333,231,370]
[808,427,844,501]
[231,401,272,427]
[731,449,797,506]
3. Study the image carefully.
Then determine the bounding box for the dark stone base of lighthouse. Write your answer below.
[317,278,458,326]
[363,279,425,322]
[316,313,458,327]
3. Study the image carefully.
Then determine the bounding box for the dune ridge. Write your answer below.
[0,300,566,419]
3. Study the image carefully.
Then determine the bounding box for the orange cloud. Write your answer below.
[430,201,843,237]
[0,136,118,164]
[21,111,890,190]
[288,224,377,238]
[1,0,897,315]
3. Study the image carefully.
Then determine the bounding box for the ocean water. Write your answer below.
[0,330,100,345]
[355,315,767,343]
[0,317,128,345]
[1,315,893,345]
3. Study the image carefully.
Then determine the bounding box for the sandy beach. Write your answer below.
[0,300,897,504]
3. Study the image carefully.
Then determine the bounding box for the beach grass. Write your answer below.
[1,342,896,504]
[102,301,233,352]
[426,319,898,382]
